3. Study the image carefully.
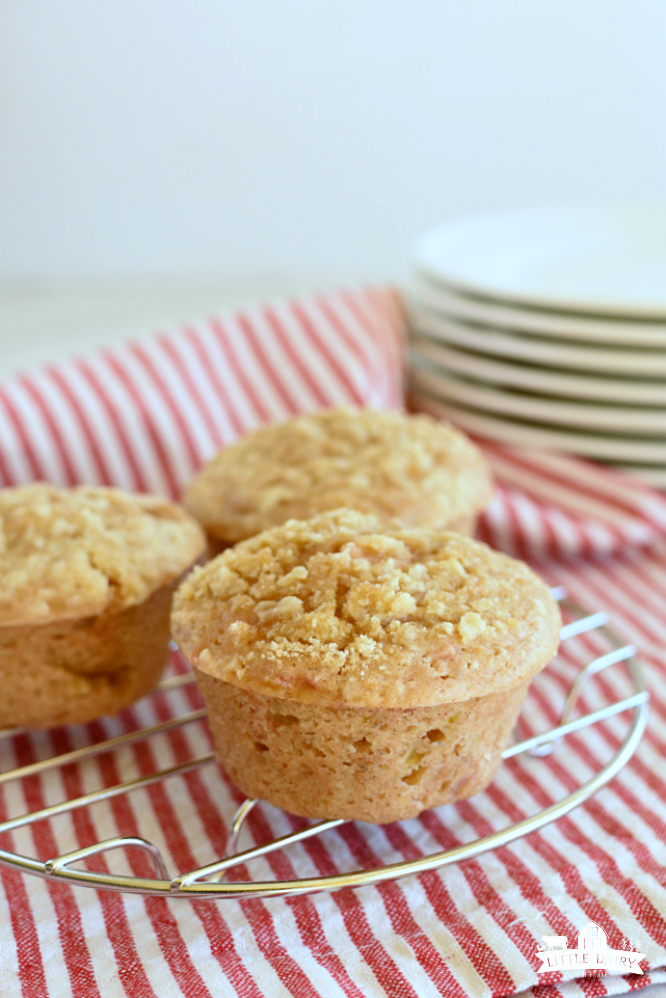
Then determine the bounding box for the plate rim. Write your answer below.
[410,336,666,405]
[404,279,666,346]
[407,305,666,377]
[414,202,666,319]
[410,365,666,435]
[409,392,666,462]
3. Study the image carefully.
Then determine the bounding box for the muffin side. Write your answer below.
[0,583,178,728]
[195,670,529,823]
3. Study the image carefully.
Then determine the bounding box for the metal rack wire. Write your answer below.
[0,594,649,901]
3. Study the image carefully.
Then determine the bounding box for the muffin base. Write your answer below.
[195,670,529,824]
[0,583,177,729]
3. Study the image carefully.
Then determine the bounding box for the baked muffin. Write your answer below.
[183,407,492,550]
[0,484,206,729]
[172,508,560,824]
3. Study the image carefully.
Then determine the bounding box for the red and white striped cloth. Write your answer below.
[1,285,666,998]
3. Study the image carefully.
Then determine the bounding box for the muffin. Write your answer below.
[172,508,560,824]
[183,407,492,550]
[0,484,206,729]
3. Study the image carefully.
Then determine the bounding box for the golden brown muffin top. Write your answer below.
[0,484,206,627]
[172,508,560,709]
[183,407,493,544]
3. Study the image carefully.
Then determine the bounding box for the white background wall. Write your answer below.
[1,0,666,284]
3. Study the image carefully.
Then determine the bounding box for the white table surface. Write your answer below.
[0,278,319,381]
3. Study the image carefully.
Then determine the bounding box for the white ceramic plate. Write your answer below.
[408,305,666,378]
[410,365,666,435]
[415,203,666,318]
[405,279,666,346]
[410,336,666,405]
[409,393,666,463]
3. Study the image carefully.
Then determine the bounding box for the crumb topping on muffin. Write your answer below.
[172,508,560,708]
[0,484,206,626]
[183,407,493,543]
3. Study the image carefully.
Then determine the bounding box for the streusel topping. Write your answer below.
[0,484,206,626]
[172,508,560,708]
[184,407,493,543]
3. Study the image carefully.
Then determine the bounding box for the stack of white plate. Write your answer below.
[405,204,666,488]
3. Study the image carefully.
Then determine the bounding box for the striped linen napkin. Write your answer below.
[0,285,665,998]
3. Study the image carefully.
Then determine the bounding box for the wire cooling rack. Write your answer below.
[0,593,649,901]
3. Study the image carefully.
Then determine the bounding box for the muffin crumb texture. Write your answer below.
[173,508,560,709]
[196,670,529,823]
[0,484,206,627]
[184,407,493,544]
